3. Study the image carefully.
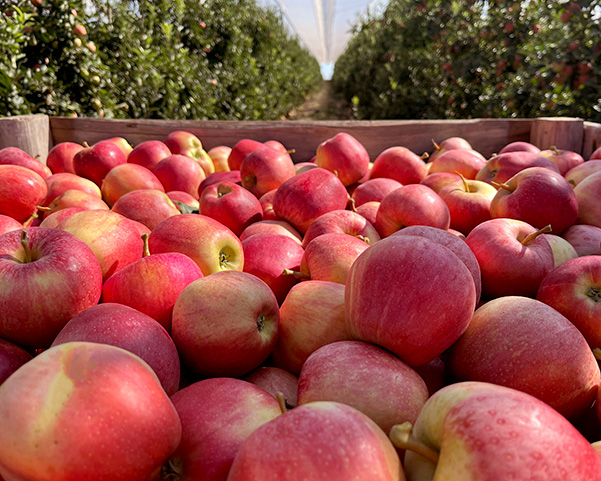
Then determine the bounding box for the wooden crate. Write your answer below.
[1,115,600,164]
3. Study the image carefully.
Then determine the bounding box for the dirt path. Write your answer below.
[288,80,352,120]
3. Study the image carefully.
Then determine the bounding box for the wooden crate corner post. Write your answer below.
[0,114,52,163]
[529,117,584,153]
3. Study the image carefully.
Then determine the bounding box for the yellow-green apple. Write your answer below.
[355,200,380,226]
[51,303,181,395]
[56,209,144,281]
[227,401,402,481]
[351,177,402,207]
[100,163,164,207]
[375,184,451,237]
[0,146,51,179]
[240,147,296,198]
[297,232,369,284]
[498,140,541,154]
[38,206,86,229]
[148,213,244,275]
[244,366,299,408]
[127,140,172,171]
[190,148,215,176]
[241,233,304,304]
[200,181,263,236]
[392,224,482,302]
[537,256,601,352]
[465,219,554,298]
[0,228,102,348]
[154,154,206,199]
[101,250,203,331]
[172,271,279,377]
[164,130,203,156]
[398,381,601,481]
[43,172,101,207]
[346,235,476,366]
[43,189,109,218]
[46,141,83,174]
[0,342,182,481]
[272,168,348,234]
[208,145,232,172]
[198,171,241,197]
[315,132,370,186]
[438,176,497,235]
[163,378,281,481]
[298,340,428,434]
[543,233,578,267]
[428,136,473,163]
[539,146,584,175]
[302,209,380,247]
[448,296,600,419]
[0,165,47,222]
[271,280,348,375]
[420,172,462,193]
[475,151,560,184]
[565,159,601,186]
[429,149,487,179]
[490,166,578,234]
[259,189,278,220]
[369,146,427,184]
[0,215,22,236]
[228,139,264,171]
[112,189,180,230]
[73,140,127,187]
[240,219,302,244]
[167,191,200,212]
[562,224,601,256]
[105,136,133,157]
[574,170,601,227]
[0,338,32,386]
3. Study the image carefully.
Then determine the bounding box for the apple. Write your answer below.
[0,146,52,179]
[207,145,232,172]
[498,140,541,154]
[565,159,601,186]
[0,165,47,223]
[428,149,487,179]
[490,166,578,234]
[164,130,203,156]
[200,181,263,236]
[351,177,403,207]
[51,303,181,396]
[298,340,428,434]
[574,170,601,228]
[259,189,278,220]
[240,219,302,244]
[148,213,244,276]
[0,228,102,348]
[272,168,348,234]
[100,163,164,207]
[346,235,476,366]
[420,172,462,193]
[153,154,206,199]
[355,200,380,226]
[172,271,279,377]
[38,206,86,229]
[0,338,32,386]
[562,224,601,256]
[43,172,101,207]
[428,136,473,163]
[264,139,289,153]
[244,366,299,408]
[413,357,446,396]
[73,140,127,187]
[0,215,22,236]
[302,209,380,247]
[164,378,282,481]
[112,188,180,230]
[167,191,200,212]
[242,233,304,304]
[240,147,296,198]
[189,148,215,176]
[198,171,242,197]
[465,218,554,298]
[539,146,584,175]
[398,381,601,481]
[127,140,172,171]
[369,146,428,184]
[315,132,370,186]
[543,233,579,267]
[228,139,264,171]
[227,401,401,481]
[46,141,83,174]
[271,280,348,375]
[42,189,109,218]
[375,184,451,237]
[105,136,133,157]
[475,151,560,184]
[295,161,318,175]
[56,209,144,281]
[0,342,182,481]
[591,146,601,160]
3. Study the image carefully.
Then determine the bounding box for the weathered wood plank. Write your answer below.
[583,121,601,159]
[0,115,51,163]
[529,117,584,152]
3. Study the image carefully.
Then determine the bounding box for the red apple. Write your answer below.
[562,224,601,256]
[428,136,473,163]
[498,140,541,154]
[153,154,206,199]
[369,146,427,184]
[429,149,487,179]
[112,189,180,230]
[127,140,172,170]
[43,172,101,207]
[420,172,462,193]
[0,338,32,386]
[302,209,380,247]
[105,136,133,157]
[167,191,200,212]
[100,163,164,207]
[351,177,403,207]
[0,215,23,236]
[228,139,264,171]
[565,159,601,186]
[208,145,232,172]
[316,132,370,186]
[42,189,109,218]
[476,151,560,184]
[259,189,278,220]
[240,219,302,244]
[539,146,584,175]
[0,146,51,179]
[244,366,299,408]
[198,171,242,197]
[355,200,380,226]
[574,170,601,227]
[544,233,579,267]
[190,148,215,177]
[38,206,86,229]
[164,130,203,156]
[240,147,296,198]
[73,140,127,187]
[46,141,84,174]
[0,165,47,223]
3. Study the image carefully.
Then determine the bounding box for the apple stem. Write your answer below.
[36,205,52,212]
[593,348,601,361]
[286,149,296,155]
[431,139,440,151]
[82,141,90,148]
[456,171,470,193]
[420,152,429,160]
[275,392,287,414]
[550,145,559,155]
[357,234,370,245]
[389,422,440,465]
[20,230,33,263]
[141,233,150,257]
[282,268,310,280]
[520,225,552,245]
[23,211,39,227]
[348,195,357,213]
[491,181,512,191]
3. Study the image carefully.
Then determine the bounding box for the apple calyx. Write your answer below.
[520,224,552,246]
[141,233,150,257]
[586,286,601,303]
[275,391,287,414]
[244,175,257,189]
[389,422,440,465]
[160,456,183,481]
[456,171,471,193]
[20,230,34,264]
[281,268,311,280]
[491,181,513,192]
[568,179,577,188]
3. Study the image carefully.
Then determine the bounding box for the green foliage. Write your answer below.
[0,0,321,119]
[332,0,601,121]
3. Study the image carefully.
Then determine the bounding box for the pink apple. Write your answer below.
[190,148,215,176]
[346,235,476,366]
[0,146,51,179]
[369,146,427,184]
[574,170,601,227]
[0,165,47,223]
[38,206,86,229]
[51,303,181,395]
[42,189,109,218]
[475,151,560,184]
[259,189,278,220]
[240,219,302,244]
[244,366,299,408]
[172,271,279,377]
[264,139,289,153]
[228,139,264,171]
[100,163,164,207]
[562,224,601,256]
[420,172,462,193]
[0,338,32,386]
[428,149,487,179]
[543,233,579,267]
[351,177,403,207]
[112,189,180,230]
[73,140,127,187]
[164,130,203,155]
[315,132,370,186]
[127,140,172,170]
[294,161,318,174]
[591,146,601,160]
[208,145,232,172]
[539,146,584,175]
[355,200,380,226]
[498,140,541,154]
[302,209,380,247]
[428,136,473,163]
[46,141,84,174]
[167,191,200,212]
[0,228,102,348]
[565,159,601,186]
[43,172,101,207]
[240,147,296,198]
[198,171,242,198]
[153,154,206,199]
[105,136,133,157]
[0,215,23,236]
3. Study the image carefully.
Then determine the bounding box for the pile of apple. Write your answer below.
[1,127,601,481]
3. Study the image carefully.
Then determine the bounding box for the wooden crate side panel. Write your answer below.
[529,117,584,153]
[0,115,51,163]
[49,117,535,162]
[583,122,601,159]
